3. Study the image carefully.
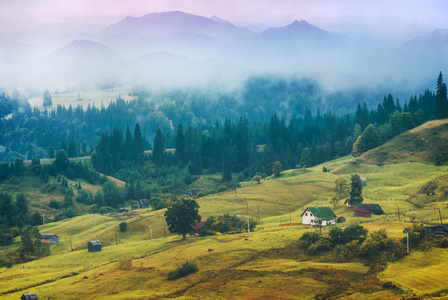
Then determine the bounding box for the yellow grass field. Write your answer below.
[2,135,448,299]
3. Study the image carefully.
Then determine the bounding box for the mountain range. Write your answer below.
[0,11,447,94]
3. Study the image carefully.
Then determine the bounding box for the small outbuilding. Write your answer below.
[40,233,59,244]
[337,216,346,223]
[355,208,372,217]
[139,199,149,209]
[427,224,448,237]
[192,221,206,234]
[21,292,39,300]
[360,177,367,186]
[0,235,12,246]
[131,205,138,210]
[88,240,102,252]
[301,207,337,226]
[186,188,205,196]
[358,204,384,215]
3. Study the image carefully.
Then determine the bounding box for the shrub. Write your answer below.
[119,222,128,232]
[48,199,61,209]
[167,261,198,280]
[98,206,115,214]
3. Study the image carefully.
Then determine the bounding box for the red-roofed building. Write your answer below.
[355,208,372,217]
[192,221,206,234]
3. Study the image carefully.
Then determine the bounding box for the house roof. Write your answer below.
[355,208,371,213]
[301,207,336,220]
[40,233,58,239]
[360,177,367,181]
[358,204,382,212]
[21,293,39,300]
[89,240,102,246]
[139,199,149,205]
[192,221,206,231]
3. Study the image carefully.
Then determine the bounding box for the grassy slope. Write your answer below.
[2,120,448,298]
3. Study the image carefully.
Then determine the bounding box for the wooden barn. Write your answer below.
[427,224,448,237]
[21,292,39,300]
[355,208,372,217]
[88,240,102,252]
[0,235,12,246]
[139,199,149,209]
[358,204,384,215]
[301,207,337,226]
[40,233,59,244]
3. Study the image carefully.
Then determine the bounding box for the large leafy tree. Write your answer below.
[43,90,52,107]
[164,197,200,239]
[357,124,380,155]
[54,149,69,172]
[349,174,363,205]
[333,176,349,199]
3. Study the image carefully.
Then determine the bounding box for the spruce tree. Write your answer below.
[67,137,77,158]
[175,124,186,163]
[133,123,144,164]
[434,72,448,119]
[152,128,165,166]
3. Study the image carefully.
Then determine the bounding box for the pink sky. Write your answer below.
[1,0,448,33]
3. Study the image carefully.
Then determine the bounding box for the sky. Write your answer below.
[1,0,448,33]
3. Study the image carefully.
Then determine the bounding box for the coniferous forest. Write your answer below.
[0,73,446,224]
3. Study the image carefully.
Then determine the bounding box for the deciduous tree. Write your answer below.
[164,197,200,239]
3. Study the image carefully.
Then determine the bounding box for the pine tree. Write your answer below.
[152,128,165,166]
[133,123,144,164]
[434,72,448,119]
[175,124,186,163]
[190,149,203,175]
[67,137,77,158]
[222,147,232,182]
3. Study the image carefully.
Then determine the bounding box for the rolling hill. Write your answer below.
[1,120,448,299]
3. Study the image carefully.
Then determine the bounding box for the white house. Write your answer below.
[301,207,337,226]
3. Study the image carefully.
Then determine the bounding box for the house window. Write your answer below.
[305,213,307,216]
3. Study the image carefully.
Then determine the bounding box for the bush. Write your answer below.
[167,261,198,280]
[48,199,61,209]
[98,206,115,214]
[119,222,128,232]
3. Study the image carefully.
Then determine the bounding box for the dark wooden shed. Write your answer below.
[358,204,384,215]
[355,208,372,217]
[337,216,346,223]
[0,235,12,246]
[427,225,448,237]
[88,240,102,252]
[21,293,39,300]
[139,199,149,209]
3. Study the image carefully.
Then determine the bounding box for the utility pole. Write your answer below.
[94,212,96,231]
[289,212,292,225]
[245,197,250,234]
[397,204,400,221]
[438,208,443,225]
[150,222,153,240]
[70,237,73,251]
[164,225,166,238]
[115,232,118,245]
[257,206,260,222]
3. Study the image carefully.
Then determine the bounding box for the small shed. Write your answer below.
[139,199,149,209]
[355,208,372,217]
[88,240,102,252]
[360,177,367,186]
[337,216,346,223]
[301,207,337,226]
[186,188,205,196]
[427,224,448,237]
[0,235,12,246]
[358,204,384,215]
[192,221,206,234]
[21,293,39,300]
[40,233,59,244]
